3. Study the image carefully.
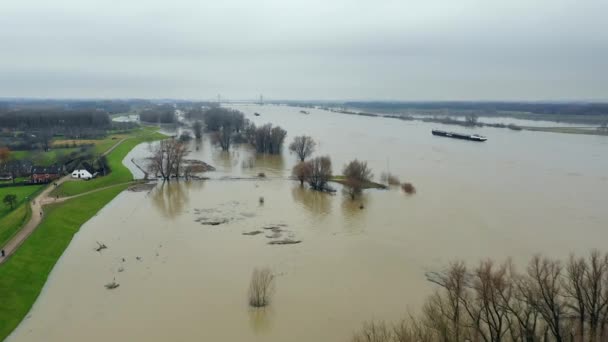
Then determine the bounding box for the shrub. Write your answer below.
[401,183,416,195]
[248,268,274,308]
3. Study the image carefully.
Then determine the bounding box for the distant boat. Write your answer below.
[432,129,487,142]
[299,110,310,114]
[254,112,261,116]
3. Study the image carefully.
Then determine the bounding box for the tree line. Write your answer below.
[352,251,608,342]
[196,107,287,154]
[344,101,608,117]
[0,109,111,128]
[138,105,177,124]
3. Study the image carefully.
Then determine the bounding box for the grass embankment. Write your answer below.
[330,176,387,189]
[0,186,43,247]
[0,185,128,340]
[52,128,165,197]
[0,126,164,340]
[0,186,42,220]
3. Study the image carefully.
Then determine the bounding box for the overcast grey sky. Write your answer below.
[1,0,607,101]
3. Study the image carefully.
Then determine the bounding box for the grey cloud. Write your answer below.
[0,0,606,100]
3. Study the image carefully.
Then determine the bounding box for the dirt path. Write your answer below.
[0,138,129,264]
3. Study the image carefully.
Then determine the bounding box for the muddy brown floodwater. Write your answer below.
[8,104,608,342]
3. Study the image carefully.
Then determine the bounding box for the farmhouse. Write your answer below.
[71,168,93,179]
[31,165,63,184]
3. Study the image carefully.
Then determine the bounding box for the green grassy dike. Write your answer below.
[0,185,128,340]
[0,127,165,341]
[0,186,44,248]
[52,127,165,197]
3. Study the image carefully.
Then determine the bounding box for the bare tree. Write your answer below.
[426,261,468,342]
[39,129,53,152]
[148,139,189,180]
[465,113,479,126]
[289,135,316,161]
[248,267,274,307]
[469,260,511,342]
[252,124,287,154]
[0,147,9,165]
[192,120,203,139]
[343,159,374,200]
[352,252,608,342]
[292,161,312,186]
[306,156,332,191]
[502,266,541,342]
[351,321,393,342]
[215,125,232,151]
[525,255,567,342]
[564,250,608,342]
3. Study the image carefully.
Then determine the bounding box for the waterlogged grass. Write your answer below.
[52,128,165,197]
[0,185,128,341]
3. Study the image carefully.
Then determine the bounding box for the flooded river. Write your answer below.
[7,105,608,342]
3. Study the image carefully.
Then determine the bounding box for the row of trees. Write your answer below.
[139,105,177,124]
[249,123,287,154]
[0,109,111,128]
[352,251,608,342]
[199,107,287,153]
[291,155,374,198]
[288,135,377,198]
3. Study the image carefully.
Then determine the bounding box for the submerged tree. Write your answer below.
[306,156,332,191]
[192,120,203,139]
[292,161,312,186]
[148,138,189,180]
[342,159,373,200]
[252,124,286,154]
[214,125,233,151]
[289,135,316,161]
[465,113,479,126]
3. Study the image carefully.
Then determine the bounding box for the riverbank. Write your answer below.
[520,126,608,136]
[0,127,165,341]
[305,105,608,136]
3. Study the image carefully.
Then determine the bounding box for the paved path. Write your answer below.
[0,138,129,264]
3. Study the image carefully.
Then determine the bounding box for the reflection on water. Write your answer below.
[341,192,370,231]
[248,307,274,334]
[291,185,332,216]
[150,181,192,218]
[254,153,285,177]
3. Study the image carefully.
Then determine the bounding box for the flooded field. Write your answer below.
[8,105,608,342]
